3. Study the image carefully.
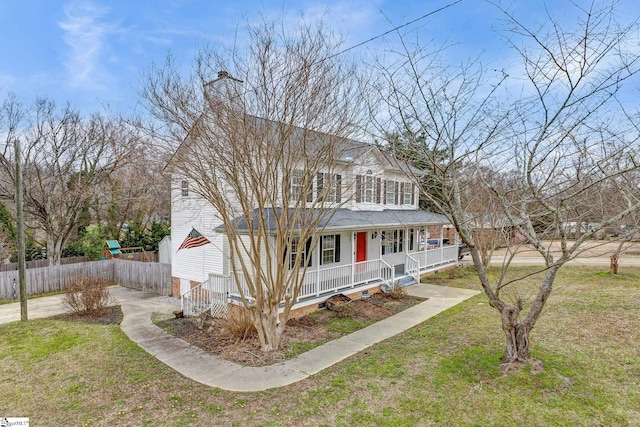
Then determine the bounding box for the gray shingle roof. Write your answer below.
[215,208,449,233]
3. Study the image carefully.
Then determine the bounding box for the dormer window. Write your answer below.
[181,180,189,197]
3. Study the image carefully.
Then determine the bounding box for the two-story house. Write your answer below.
[170,119,459,318]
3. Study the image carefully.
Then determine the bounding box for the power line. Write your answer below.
[214,0,464,84]
[324,0,464,61]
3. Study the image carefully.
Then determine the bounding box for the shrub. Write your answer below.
[220,308,257,342]
[387,285,407,300]
[62,275,114,317]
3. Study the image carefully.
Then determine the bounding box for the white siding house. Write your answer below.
[170,126,459,317]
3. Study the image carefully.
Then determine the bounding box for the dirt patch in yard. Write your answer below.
[49,305,123,325]
[155,292,425,367]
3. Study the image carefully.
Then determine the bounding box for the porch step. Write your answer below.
[381,275,417,293]
[396,275,418,287]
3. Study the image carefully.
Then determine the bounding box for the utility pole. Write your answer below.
[14,138,27,320]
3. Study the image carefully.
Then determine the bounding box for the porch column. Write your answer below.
[316,240,321,297]
[351,232,355,286]
[441,225,445,264]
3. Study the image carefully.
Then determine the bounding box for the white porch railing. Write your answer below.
[181,283,208,317]
[353,259,384,284]
[406,254,419,279]
[180,245,459,317]
[380,259,395,288]
[412,246,458,271]
[181,273,229,318]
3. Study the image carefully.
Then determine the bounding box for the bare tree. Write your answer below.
[0,97,141,265]
[97,146,170,240]
[144,19,365,351]
[600,171,640,274]
[372,2,640,364]
[462,166,520,267]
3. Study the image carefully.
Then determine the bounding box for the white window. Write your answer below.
[290,169,304,200]
[181,180,189,197]
[385,180,395,204]
[363,175,375,203]
[381,229,404,255]
[403,183,413,205]
[289,237,310,269]
[320,234,341,265]
[317,173,342,203]
[356,175,378,204]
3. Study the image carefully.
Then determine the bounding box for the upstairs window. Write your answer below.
[290,169,304,201]
[317,173,342,203]
[385,180,395,204]
[403,182,413,205]
[356,174,378,203]
[181,180,189,197]
[364,175,375,203]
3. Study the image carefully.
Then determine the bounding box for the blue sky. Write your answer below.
[1,0,639,116]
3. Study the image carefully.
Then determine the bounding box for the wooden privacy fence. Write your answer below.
[0,259,171,300]
[0,256,89,272]
[111,259,171,295]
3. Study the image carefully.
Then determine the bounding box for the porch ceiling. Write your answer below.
[215,208,449,234]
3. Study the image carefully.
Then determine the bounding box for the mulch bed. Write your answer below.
[155,292,425,367]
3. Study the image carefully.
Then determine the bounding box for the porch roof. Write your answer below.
[215,208,449,234]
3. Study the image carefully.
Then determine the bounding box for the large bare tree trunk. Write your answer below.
[501,306,531,363]
[610,253,619,275]
[252,304,281,352]
[370,0,640,368]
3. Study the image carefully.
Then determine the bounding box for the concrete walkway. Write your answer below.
[0,284,479,392]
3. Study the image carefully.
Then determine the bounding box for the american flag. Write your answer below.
[177,228,211,251]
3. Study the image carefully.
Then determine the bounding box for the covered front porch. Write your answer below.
[182,215,459,317]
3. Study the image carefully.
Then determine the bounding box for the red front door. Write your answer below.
[356,232,367,262]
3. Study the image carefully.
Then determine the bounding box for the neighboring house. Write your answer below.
[170,123,459,318]
[158,235,171,265]
[461,213,519,246]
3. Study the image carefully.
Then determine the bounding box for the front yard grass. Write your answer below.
[1,265,639,426]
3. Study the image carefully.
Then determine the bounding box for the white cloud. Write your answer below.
[58,0,121,89]
[0,74,17,90]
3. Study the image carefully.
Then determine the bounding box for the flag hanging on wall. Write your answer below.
[177,228,211,251]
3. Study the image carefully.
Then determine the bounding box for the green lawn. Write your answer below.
[1,266,639,426]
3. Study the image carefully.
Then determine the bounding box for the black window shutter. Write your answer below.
[319,236,324,265]
[399,182,404,205]
[306,175,313,202]
[376,178,381,203]
[305,238,312,267]
[284,238,290,268]
[335,234,341,263]
[382,181,387,204]
[409,228,414,251]
[399,230,404,252]
[381,231,386,255]
[335,174,342,202]
[355,175,362,203]
[317,173,324,201]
